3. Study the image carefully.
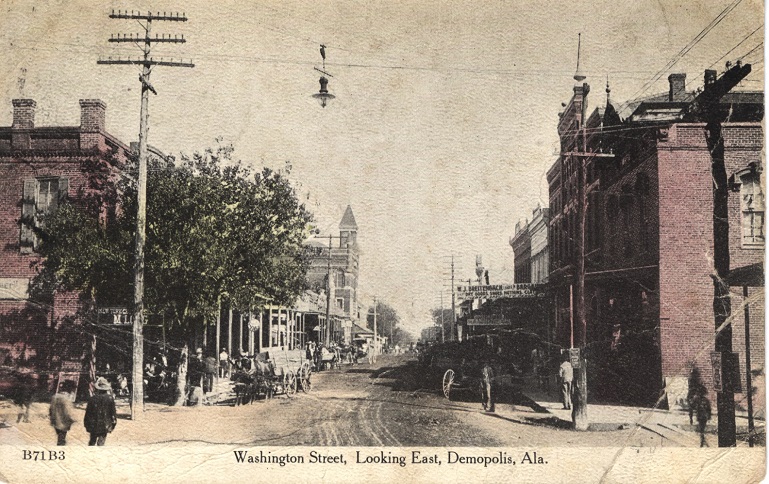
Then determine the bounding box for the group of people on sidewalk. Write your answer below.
[554,352,712,446]
[186,347,255,406]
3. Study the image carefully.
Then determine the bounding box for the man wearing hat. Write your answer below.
[84,377,117,446]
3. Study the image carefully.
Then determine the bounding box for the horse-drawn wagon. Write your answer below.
[423,339,523,411]
[231,348,311,404]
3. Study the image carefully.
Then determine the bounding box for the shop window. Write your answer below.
[20,177,69,253]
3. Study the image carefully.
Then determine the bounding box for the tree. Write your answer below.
[366,300,408,346]
[31,141,313,402]
[430,307,453,343]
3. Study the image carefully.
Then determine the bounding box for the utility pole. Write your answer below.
[450,255,456,342]
[440,292,445,343]
[325,235,332,346]
[684,63,752,447]
[571,33,590,431]
[99,9,193,420]
[372,297,378,358]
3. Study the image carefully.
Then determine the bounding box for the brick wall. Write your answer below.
[657,122,765,408]
[0,98,129,370]
[657,124,716,386]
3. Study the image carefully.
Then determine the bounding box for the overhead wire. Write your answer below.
[707,23,763,69]
[619,0,746,112]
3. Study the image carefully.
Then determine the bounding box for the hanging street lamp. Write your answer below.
[312,44,335,108]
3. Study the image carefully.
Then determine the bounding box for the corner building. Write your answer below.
[548,67,764,408]
[0,99,130,370]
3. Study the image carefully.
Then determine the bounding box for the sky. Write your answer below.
[0,0,764,338]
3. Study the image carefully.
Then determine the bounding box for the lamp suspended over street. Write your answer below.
[312,44,335,108]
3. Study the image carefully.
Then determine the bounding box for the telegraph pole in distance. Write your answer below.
[440,291,445,343]
[325,235,332,347]
[98,9,193,420]
[450,255,456,342]
[372,297,378,360]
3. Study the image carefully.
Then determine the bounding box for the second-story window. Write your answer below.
[20,177,69,254]
[741,172,765,246]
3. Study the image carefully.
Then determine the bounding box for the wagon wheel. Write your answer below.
[442,369,455,400]
[285,370,297,397]
[301,373,312,393]
[300,363,312,393]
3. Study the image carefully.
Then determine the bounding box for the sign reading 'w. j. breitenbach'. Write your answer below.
[456,284,546,301]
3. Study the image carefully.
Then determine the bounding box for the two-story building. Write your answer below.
[0,98,130,371]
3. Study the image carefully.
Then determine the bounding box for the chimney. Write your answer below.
[12,99,36,129]
[668,73,687,101]
[79,99,106,133]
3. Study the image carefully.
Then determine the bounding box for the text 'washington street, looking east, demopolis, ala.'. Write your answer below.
[233,450,548,468]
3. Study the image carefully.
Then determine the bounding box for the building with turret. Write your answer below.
[305,205,360,343]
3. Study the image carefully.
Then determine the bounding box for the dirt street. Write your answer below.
[2,354,668,448]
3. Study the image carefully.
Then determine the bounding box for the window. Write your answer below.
[741,172,765,246]
[20,177,69,253]
[334,269,345,288]
[336,297,345,311]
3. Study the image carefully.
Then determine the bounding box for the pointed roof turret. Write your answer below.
[339,205,358,230]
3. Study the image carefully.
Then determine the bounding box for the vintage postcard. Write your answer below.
[0,0,765,482]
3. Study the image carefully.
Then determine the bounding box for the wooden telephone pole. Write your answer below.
[684,62,752,447]
[98,10,193,420]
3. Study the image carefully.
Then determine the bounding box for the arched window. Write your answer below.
[733,164,765,247]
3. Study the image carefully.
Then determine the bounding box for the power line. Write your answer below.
[708,24,763,69]
[620,0,746,112]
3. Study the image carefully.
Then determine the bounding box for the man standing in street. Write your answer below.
[187,348,205,406]
[84,377,117,446]
[558,354,573,410]
[204,351,217,402]
[219,348,229,378]
[49,380,77,446]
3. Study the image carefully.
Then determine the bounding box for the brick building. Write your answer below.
[547,65,764,407]
[0,98,130,371]
[305,205,360,343]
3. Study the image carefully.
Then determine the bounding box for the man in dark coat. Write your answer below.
[13,373,34,423]
[186,348,205,406]
[84,377,117,446]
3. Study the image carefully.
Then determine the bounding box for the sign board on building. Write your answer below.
[467,316,509,326]
[456,284,546,300]
[569,348,581,369]
[0,278,30,300]
[97,307,132,326]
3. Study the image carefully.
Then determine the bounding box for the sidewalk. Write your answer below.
[510,377,765,446]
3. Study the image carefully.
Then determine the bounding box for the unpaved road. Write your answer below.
[1,354,669,447]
